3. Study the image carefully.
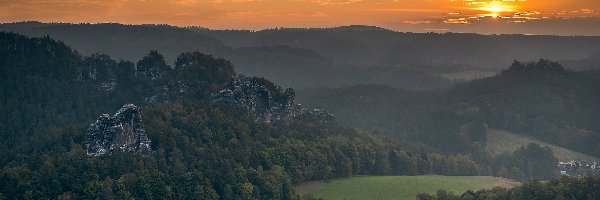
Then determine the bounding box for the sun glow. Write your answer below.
[479,0,515,17]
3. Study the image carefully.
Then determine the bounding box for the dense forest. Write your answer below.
[0,32,561,199]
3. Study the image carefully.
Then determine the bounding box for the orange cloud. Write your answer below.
[0,0,599,34]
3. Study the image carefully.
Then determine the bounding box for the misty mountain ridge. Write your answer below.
[3,21,600,91]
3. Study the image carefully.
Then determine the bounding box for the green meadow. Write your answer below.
[294,175,519,200]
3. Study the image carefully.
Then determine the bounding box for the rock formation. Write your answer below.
[85,104,152,156]
[213,74,335,123]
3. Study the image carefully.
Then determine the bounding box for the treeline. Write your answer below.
[417,175,600,200]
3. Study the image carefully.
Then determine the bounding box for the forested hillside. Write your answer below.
[448,60,600,157]
[298,60,600,158]
[1,32,551,199]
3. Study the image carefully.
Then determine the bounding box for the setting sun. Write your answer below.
[478,0,515,17]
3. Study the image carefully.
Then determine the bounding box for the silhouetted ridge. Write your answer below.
[503,59,567,74]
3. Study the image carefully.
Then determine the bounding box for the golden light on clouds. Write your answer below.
[0,0,599,34]
[440,0,600,25]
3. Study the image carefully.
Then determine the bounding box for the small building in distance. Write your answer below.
[558,160,600,176]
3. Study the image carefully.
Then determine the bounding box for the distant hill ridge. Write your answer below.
[2,21,600,91]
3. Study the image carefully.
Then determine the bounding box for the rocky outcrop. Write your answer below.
[85,104,152,156]
[213,74,335,123]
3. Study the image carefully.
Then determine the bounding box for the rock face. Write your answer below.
[85,104,152,156]
[213,75,335,123]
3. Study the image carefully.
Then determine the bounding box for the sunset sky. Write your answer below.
[1,0,600,35]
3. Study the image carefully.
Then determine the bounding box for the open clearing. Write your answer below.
[294,175,519,200]
[486,129,599,163]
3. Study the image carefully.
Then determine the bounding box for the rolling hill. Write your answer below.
[486,129,600,163]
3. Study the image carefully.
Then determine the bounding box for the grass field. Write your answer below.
[294,175,519,200]
[439,71,497,81]
[485,129,599,163]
